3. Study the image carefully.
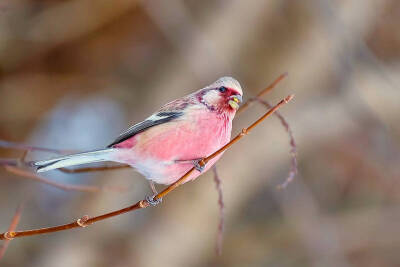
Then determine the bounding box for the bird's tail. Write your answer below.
[34,148,115,173]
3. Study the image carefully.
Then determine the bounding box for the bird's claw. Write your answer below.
[194,159,206,172]
[146,195,162,206]
[175,158,206,172]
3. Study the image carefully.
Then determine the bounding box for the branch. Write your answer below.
[0,203,23,260]
[0,140,74,154]
[0,159,18,166]
[0,94,294,240]
[237,72,288,115]
[0,140,129,173]
[0,148,126,193]
[254,98,298,189]
[58,164,130,174]
[212,166,225,255]
[3,166,126,193]
[208,73,294,254]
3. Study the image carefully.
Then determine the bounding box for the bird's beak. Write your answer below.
[228,95,242,110]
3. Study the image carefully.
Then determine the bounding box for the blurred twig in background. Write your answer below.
[254,98,298,189]
[0,203,23,261]
[212,166,225,256]
[3,166,126,193]
[0,150,126,193]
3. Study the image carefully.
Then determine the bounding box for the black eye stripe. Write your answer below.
[218,86,227,93]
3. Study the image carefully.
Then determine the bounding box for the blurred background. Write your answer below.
[0,0,400,266]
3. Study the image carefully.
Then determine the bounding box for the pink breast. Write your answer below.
[112,110,232,184]
[139,112,231,160]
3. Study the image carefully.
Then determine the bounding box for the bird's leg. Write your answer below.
[149,181,157,195]
[146,181,162,206]
[175,158,206,172]
[193,159,206,172]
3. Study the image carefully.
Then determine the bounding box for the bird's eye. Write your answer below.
[218,86,227,93]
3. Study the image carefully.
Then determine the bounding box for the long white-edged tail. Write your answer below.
[34,148,115,173]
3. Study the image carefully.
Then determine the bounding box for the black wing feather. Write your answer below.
[107,111,183,147]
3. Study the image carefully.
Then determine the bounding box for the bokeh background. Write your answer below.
[1,0,400,266]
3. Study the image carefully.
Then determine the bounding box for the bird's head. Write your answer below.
[196,77,243,114]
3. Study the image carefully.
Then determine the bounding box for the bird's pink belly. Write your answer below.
[114,113,231,184]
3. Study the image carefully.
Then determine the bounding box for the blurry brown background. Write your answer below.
[1,0,400,266]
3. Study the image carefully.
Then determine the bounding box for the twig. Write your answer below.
[0,146,126,193]
[2,166,125,193]
[0,94,294,240]
[212,166,225,255]
[0,203,23,260]
[254,98,298,189]
[0,159,18,166]
[208,74,291,254]
[0,140,74,154]
[237,72,288,115]
[58,164,130,174]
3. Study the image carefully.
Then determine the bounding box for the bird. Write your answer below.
[34,77,243,204]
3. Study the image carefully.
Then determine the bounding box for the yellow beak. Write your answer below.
[228,95,242,110]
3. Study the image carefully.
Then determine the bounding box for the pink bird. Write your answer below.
[34,77,243,204]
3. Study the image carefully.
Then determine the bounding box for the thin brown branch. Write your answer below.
[255,98,298,189]
[0,203,23,260]
[58,164,130,174]
[0,148,127,193]
[212,166,225,255]
[0,202,148,240]
[2,166,126,193]
[0,159,18,166]
[237,72,288,115]
[0,140,74,154]
[0,94,294,240]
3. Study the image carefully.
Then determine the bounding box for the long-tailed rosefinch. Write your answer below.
[34,77,243,203]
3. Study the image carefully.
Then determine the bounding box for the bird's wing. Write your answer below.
[107,110,184,147]
[107,94,198,148]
